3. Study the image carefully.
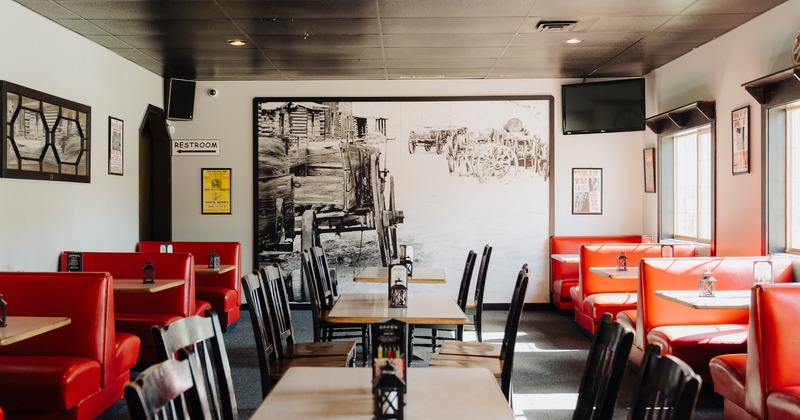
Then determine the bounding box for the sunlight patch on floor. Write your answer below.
[512,392,579,415]
[514,342,583,353]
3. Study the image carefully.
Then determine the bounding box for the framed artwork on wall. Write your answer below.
[732,105,749,175]
[202,168,232,214]
[1,80,91,182]
[108,116,123,175]
[572,168,602,215]
[643,147,656,193]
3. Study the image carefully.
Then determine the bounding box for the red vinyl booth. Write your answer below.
[137,241,242,331]
[548,235,643,310]
[0,272,140,419]
[59,251,209,363]
[711,283,800,419]
[631,257,793,384]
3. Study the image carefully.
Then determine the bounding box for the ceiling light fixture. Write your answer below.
[563,38,583,44]
[227,39,246,46]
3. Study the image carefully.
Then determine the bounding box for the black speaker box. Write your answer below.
[166,78,196,121]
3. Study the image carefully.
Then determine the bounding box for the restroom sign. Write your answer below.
[172,139,220,156]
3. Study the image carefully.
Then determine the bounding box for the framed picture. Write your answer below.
[643,147,656,193]
[108,116,123,175]
[202,168,232,214]
[732,105,749,175]
[1,80,91,182]
[572,168,602,215]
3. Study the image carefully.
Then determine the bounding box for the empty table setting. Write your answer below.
[353,266,446,284]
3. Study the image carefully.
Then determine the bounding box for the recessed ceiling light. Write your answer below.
[563,38,583,44]
[227,39,247,46]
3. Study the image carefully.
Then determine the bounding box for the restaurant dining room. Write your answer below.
[2,0,800,418]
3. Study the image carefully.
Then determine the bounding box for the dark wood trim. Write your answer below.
[645,101,716,135]
[743,65,800,105]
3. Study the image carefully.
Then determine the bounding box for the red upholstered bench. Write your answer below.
[549,235,643,311]
[59,251,210,363]
[710,283,800,419]
[573,243,695,334]
[137,241,242,331]
[634,257,793,385]
[0,272,140,420]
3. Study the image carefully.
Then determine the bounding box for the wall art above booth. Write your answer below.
[1,80,91,183]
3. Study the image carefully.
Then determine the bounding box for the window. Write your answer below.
[784,102,800,251]
[673,126,712,242]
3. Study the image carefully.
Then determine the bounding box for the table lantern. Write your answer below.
[616,251,628,271]
[373,360,405,420]
[698,269,717,297]
[661,244,674,258]
[208,250,221,269]
[399,245,413,276]
[388,264,408,308]
[753,261,773,285]
[142,260,155,284]
[0,294,6,328]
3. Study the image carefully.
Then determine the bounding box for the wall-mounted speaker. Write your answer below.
[166,78,196,121]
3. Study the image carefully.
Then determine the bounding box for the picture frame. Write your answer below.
[572,168,602,215]
[1,80,91,182]
[108,116,123,175]
[643,147,656,193]
[732,105,749,175]
[201,168,232,214]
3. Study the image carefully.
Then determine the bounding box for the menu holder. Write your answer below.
[388,264,408,307]
[65,252,83,272]
[371,319,408,383]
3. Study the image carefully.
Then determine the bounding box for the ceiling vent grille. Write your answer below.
[536,20,578,32]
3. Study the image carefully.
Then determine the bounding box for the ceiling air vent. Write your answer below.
[536,20,578,32]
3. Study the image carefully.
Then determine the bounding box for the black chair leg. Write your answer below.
[475,312,482,342]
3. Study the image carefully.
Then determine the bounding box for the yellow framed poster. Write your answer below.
[202,168,231,214]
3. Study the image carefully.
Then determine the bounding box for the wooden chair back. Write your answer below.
[301,249,325,342]
[151,311,237,420]
[456,250,477,310]
[309,246,337,309]
[259,264,298,358]
[240,272,275,398]
[500,266,529,402]
[573,313,634,420]
[124,357,210,420]
[628,344,702,420]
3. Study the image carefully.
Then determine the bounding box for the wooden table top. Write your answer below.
[0,316,71,346]
[655,290,750,310]
[551,254,580,263]
[353,267,446,284]
[326,293,468,325]
[113,279,185,293]
[250,367,514,419]
[194,264,236,275]
[589,267,639,280]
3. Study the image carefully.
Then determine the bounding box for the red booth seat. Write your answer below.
[549,235,643,311]
[137,241,242,331]
[59,251,210,363]
[634,257,793,385]
[573,243,696,334]
[711,283,800,420]
[0,272,140,419]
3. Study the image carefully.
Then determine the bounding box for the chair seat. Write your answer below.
[437,340,501,358]
[554,278,578,299]
[709,354,747,408]
[428,353,503,377]
[583,292,637,319]
[283,341,356,359]
[270,355,351,379]
[0,356,101,411]
[647,324,748,382]
[767,386,800,419]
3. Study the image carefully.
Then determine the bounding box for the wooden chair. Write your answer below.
[301,248,370,365]
[572,313,634,420]
[429,267,530,404]
[124,357,211,420]
[259,263,356,364]
[151,311,237,420]
[241,271,350,398]
[627,344,702,420]
[466,244,492,342]
[415,250,476,350]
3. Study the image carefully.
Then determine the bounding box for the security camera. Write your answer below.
[208,88,218,97]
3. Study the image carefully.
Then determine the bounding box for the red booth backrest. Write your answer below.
[550,235,643,281]
[0,272,117,387]
[59,251,196,316]
[745,283,800,419]
[579,243,695,298]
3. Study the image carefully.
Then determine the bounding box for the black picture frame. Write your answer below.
[572,168,603,215]
[1,80,91,182]
[732,105,749,175]
[108,116,123,175]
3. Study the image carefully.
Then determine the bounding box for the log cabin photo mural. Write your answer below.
[254,97,552,304]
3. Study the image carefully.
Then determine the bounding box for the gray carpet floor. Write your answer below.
[98,309,723,419]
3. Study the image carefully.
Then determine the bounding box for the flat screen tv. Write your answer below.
[561,78,645,135]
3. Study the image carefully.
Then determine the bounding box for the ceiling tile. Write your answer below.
[237,18,379,35]
[382,34,514,48]
[529,0,697,16]
[681,0,789,15]
[377,0,535,18]
[219,0,378,18]
[250,35,382,49]
[659,14,756,31]
[384,47,504,59]
[381,18,525,34]
[54,1,226,20]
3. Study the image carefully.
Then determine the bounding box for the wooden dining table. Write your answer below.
[655,289,751,310]
[551,253,580,263]
[112,278,185,293]
[250,366,514,419]
[194,264,236,275]
[353,266,446,284]
[589,266,639,280]
[0,316,71,346]
[325,292,468,325]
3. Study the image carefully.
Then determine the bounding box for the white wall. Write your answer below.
[645,0,800,256]
[0,2,163,270]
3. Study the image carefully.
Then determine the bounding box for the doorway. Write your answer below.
[139,104,172,241]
